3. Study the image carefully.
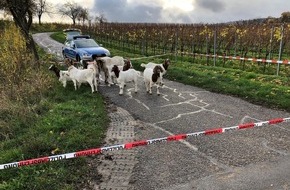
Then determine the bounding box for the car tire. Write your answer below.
[76,55,81,62]
[62,51,67,59]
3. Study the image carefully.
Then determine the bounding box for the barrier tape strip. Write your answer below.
[1,117,289,170]
[125,52,289,65]
[182,52,290,65]
[130,53,172,60]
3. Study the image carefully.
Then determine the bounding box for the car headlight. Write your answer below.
[105,50,111,56]
[82,52,91,57]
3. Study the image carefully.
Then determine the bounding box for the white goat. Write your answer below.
[97,56,132,85]
[111,65,140,95]
[110,59,132,84]
[86,60,99,91]
[143,65,164,95]
[59,71,71,88]
[49,64,72,88]
[141,59,169,87]
[67,65,98,93]
[141,58,170,75]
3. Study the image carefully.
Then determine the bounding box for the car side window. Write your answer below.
[65,40,70,47]
[70,41,75,48]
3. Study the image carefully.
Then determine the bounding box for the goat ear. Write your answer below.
[152,73,158,82]
[153,65,161,73]
[165,59,170,64]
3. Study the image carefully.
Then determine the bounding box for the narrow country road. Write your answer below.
[34,33,290,190]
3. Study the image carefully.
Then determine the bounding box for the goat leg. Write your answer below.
[149,82,153,95]
[157,85,160,96]
[119,83,125,95]
[134,81,138,93]
[73,80,78,90]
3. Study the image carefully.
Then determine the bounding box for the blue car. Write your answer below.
[62,35,110,61]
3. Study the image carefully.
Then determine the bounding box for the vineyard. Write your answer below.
[77,21,290,76]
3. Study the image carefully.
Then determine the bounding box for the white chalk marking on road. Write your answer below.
[147,123,198,151]
[146,122,232,170]
[163,85,186,99]
[127,89,150,110]
[160,93,170,101]
[154,110,205,125]
[262,139,288,156]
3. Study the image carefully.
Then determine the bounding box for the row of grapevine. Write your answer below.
[78,21,290,76]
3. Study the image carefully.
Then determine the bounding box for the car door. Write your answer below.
[65,41,77,59]
[63,40,73,59]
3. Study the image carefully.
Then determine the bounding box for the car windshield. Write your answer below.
[67,31,81,36]
[74,39,99,48]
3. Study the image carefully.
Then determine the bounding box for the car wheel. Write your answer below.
[76,55,81,62]
[62,51,67,58]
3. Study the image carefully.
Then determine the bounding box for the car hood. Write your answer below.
[78,47,110,55]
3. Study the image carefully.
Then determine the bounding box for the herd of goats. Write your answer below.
[49,56,170,95]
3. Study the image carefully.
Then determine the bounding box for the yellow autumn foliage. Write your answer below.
[0,23,32,84]
[0,22,52,108]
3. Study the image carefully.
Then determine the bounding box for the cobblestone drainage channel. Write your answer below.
[94,105,139,190]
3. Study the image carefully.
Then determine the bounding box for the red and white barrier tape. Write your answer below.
[182,52,290,65]
[129,52,290,65]
[1,117,289,170]
[130,53,172,60]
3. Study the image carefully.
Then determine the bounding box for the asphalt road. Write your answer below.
[33,33,290,190]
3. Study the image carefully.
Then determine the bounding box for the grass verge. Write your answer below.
[0,72,109,190]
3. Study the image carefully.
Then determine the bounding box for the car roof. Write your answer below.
[63,28,81,32]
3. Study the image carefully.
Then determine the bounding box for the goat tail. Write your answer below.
[140,63,146,68]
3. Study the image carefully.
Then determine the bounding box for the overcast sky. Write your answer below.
[44,0,290,24]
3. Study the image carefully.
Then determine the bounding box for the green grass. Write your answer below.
[50,32,66,44]
[0,78,109,190]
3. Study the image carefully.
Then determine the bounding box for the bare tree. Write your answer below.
[281,11,290,23]
[77,7,88,26]
[0,0,39,64]
[35,0,52,25]
[88,15,94,28]
[59,1,82,25]
[95,13,107,24]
